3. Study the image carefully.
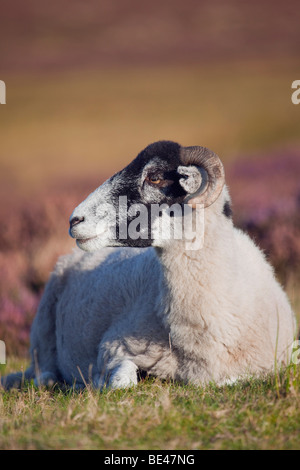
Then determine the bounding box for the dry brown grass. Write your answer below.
[1,358,300,450]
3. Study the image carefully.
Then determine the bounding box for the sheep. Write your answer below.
[2,140,296,390]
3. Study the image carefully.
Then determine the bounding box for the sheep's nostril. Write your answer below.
[70,216,85,229]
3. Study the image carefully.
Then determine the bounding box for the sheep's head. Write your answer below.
[69,140,226,251]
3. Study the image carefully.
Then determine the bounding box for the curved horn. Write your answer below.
[180,146,225,208]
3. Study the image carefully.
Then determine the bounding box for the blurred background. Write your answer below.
[0,0,299,356]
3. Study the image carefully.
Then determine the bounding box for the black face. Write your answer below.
[69,140,215,252]
[106,141,190,247]
[117,141,187,200]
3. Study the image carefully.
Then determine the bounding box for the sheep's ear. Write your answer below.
[177,165,208,200]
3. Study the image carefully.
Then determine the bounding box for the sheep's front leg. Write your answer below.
[95,313,171,390]
[29,273,60,387]
[96,359,138,390]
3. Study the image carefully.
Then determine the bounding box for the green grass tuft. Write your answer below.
[1,359,299,450]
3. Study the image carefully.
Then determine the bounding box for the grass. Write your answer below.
[0,358,299,450]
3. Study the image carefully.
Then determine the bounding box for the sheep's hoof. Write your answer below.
[34,372,58,388]
[1,372,24,390]
[98,360,138,390]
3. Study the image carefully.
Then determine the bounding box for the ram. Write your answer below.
[2,140,296,389]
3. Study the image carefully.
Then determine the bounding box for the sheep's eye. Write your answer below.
[148,176,161,184]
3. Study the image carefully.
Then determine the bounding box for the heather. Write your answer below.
[0,149,299,357]
[228,148,300,283]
